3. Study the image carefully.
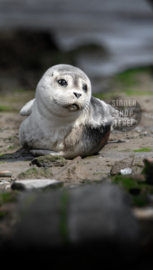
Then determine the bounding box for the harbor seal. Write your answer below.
[19,64,134,159]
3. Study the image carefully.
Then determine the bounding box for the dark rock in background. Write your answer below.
[0,29,108,92]
[0,30,74,91]
[0,0,153,93]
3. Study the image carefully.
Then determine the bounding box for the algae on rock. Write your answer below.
[16,167,53,180]
[30,155,67,167]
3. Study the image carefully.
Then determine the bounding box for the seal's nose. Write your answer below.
[73,92,82,99]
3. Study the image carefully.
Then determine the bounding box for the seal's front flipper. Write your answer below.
[20,99,35,116]
[30,149,62,157]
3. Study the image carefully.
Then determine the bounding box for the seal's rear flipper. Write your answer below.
[30,149,63,157]
[20,99,35,116]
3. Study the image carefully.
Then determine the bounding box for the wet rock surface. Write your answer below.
[8,184,139,267]
[16,167,53,180]
[0,94,153,268]
[30,155,67,167]
[11,179,63,191]
[110,156,134,176]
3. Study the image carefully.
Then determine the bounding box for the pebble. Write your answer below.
[134,207,153,219]
[110,157,134,175]
[139,131,148,137]
[0,171,12,177]
[5,185,11,189]
[0,181,10,185]
[120,168,132,175]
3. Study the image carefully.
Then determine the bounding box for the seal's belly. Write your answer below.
[61,123,111,157]
[20,116,111,157]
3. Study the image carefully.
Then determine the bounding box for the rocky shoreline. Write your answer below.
[0,69,153,267]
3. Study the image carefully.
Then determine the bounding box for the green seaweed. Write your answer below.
[115,70,138,87]
[115,66,153,87]
[31,155,67,167]
[112,175,138,190]
[0,105,11,112]
[93,89,153,101]
[38,155,64,162]
[133,148,152,153]
[124,89,153,96]
[8,146,13,150]
[0,192,17,207]
[93,66,153,101]
[83,154,100,159]
[0,105,17,112]
[112,175,153,206]
[60,191,69,244]
[0,153,13,159]
[132,195,148,207]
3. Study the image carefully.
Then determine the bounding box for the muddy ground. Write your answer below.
[0,93,153,186]
[1,68,153,267]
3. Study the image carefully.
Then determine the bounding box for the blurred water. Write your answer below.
[0,0,153,77]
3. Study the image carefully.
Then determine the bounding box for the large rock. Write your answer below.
[11,179,63,191]
[110,157,145,176]
[7,184,140,268]
[16,167,53,180]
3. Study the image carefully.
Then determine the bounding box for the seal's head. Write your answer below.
[36,64,92,117]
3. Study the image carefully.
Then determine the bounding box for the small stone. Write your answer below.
[0,171,12,177]
[120,168,132,175]
[134,207,153,219]
[0,180,10,185]
[11,179,63,191]
[5,185,11,189]
[139,131,148,137]
[110,157,134,176]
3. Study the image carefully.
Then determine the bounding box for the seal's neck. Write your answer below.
[33,99,86,128]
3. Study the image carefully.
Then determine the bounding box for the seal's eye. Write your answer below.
[82,84,87,93]
[57,79,67,87]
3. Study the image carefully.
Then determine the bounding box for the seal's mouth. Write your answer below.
[66,103,80,111]
[53,98,81,111]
